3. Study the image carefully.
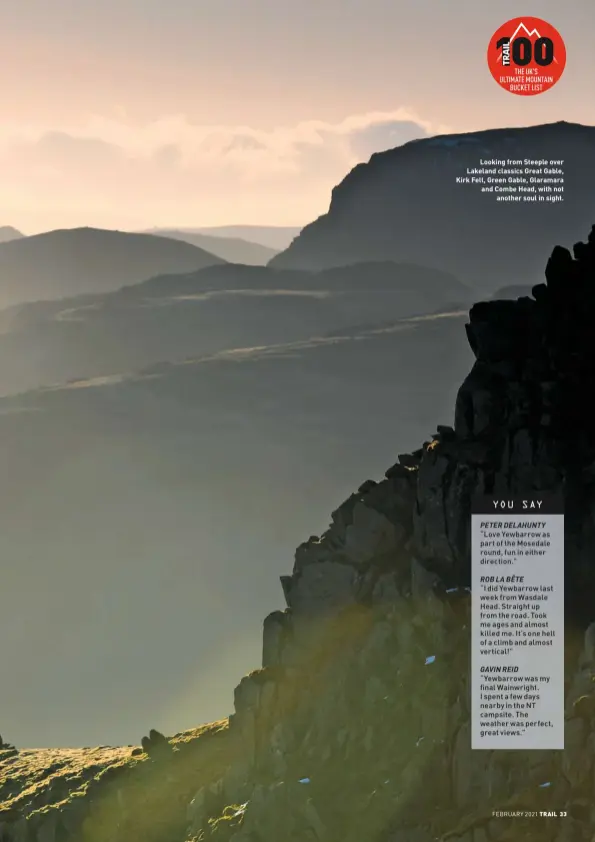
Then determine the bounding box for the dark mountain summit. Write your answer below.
[0,227,225,308]
[270,121,595,292]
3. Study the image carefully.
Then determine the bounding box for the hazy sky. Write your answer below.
[1,0,593,233]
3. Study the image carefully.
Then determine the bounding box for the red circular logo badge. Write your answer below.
[487,17,566,95]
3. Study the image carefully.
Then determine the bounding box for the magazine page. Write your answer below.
[0,4,592,841]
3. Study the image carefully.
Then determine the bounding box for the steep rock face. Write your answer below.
[270,122,595,293]
[188,224,595,842]
[5,226,595,842]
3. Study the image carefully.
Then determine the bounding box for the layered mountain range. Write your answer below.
[2,120,595,841]
[2,223,595,842]
[0,260,469,396]
[0,228,225,308]
[197,226,302,252]
[143,230,280,265]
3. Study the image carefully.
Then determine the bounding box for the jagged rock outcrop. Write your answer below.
[187,224,595,842]
[140,729,173,759]
[5,225,595,842]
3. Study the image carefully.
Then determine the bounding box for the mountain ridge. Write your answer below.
[270,121,595,292]
[0,227,225,308]
[144,229,279,265]
[0,260,471,397]
[195,225,302,251]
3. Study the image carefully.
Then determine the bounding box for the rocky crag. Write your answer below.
[4,225,595,841]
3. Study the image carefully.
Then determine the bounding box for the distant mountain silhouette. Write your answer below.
[270,121,595,291]
[195,225,302,251]
[144,228,278,264]
[0,227,225,308]
[0,260,470,396]
[0,226,25,243]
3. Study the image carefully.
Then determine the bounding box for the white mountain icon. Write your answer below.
[496,21,559,64]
